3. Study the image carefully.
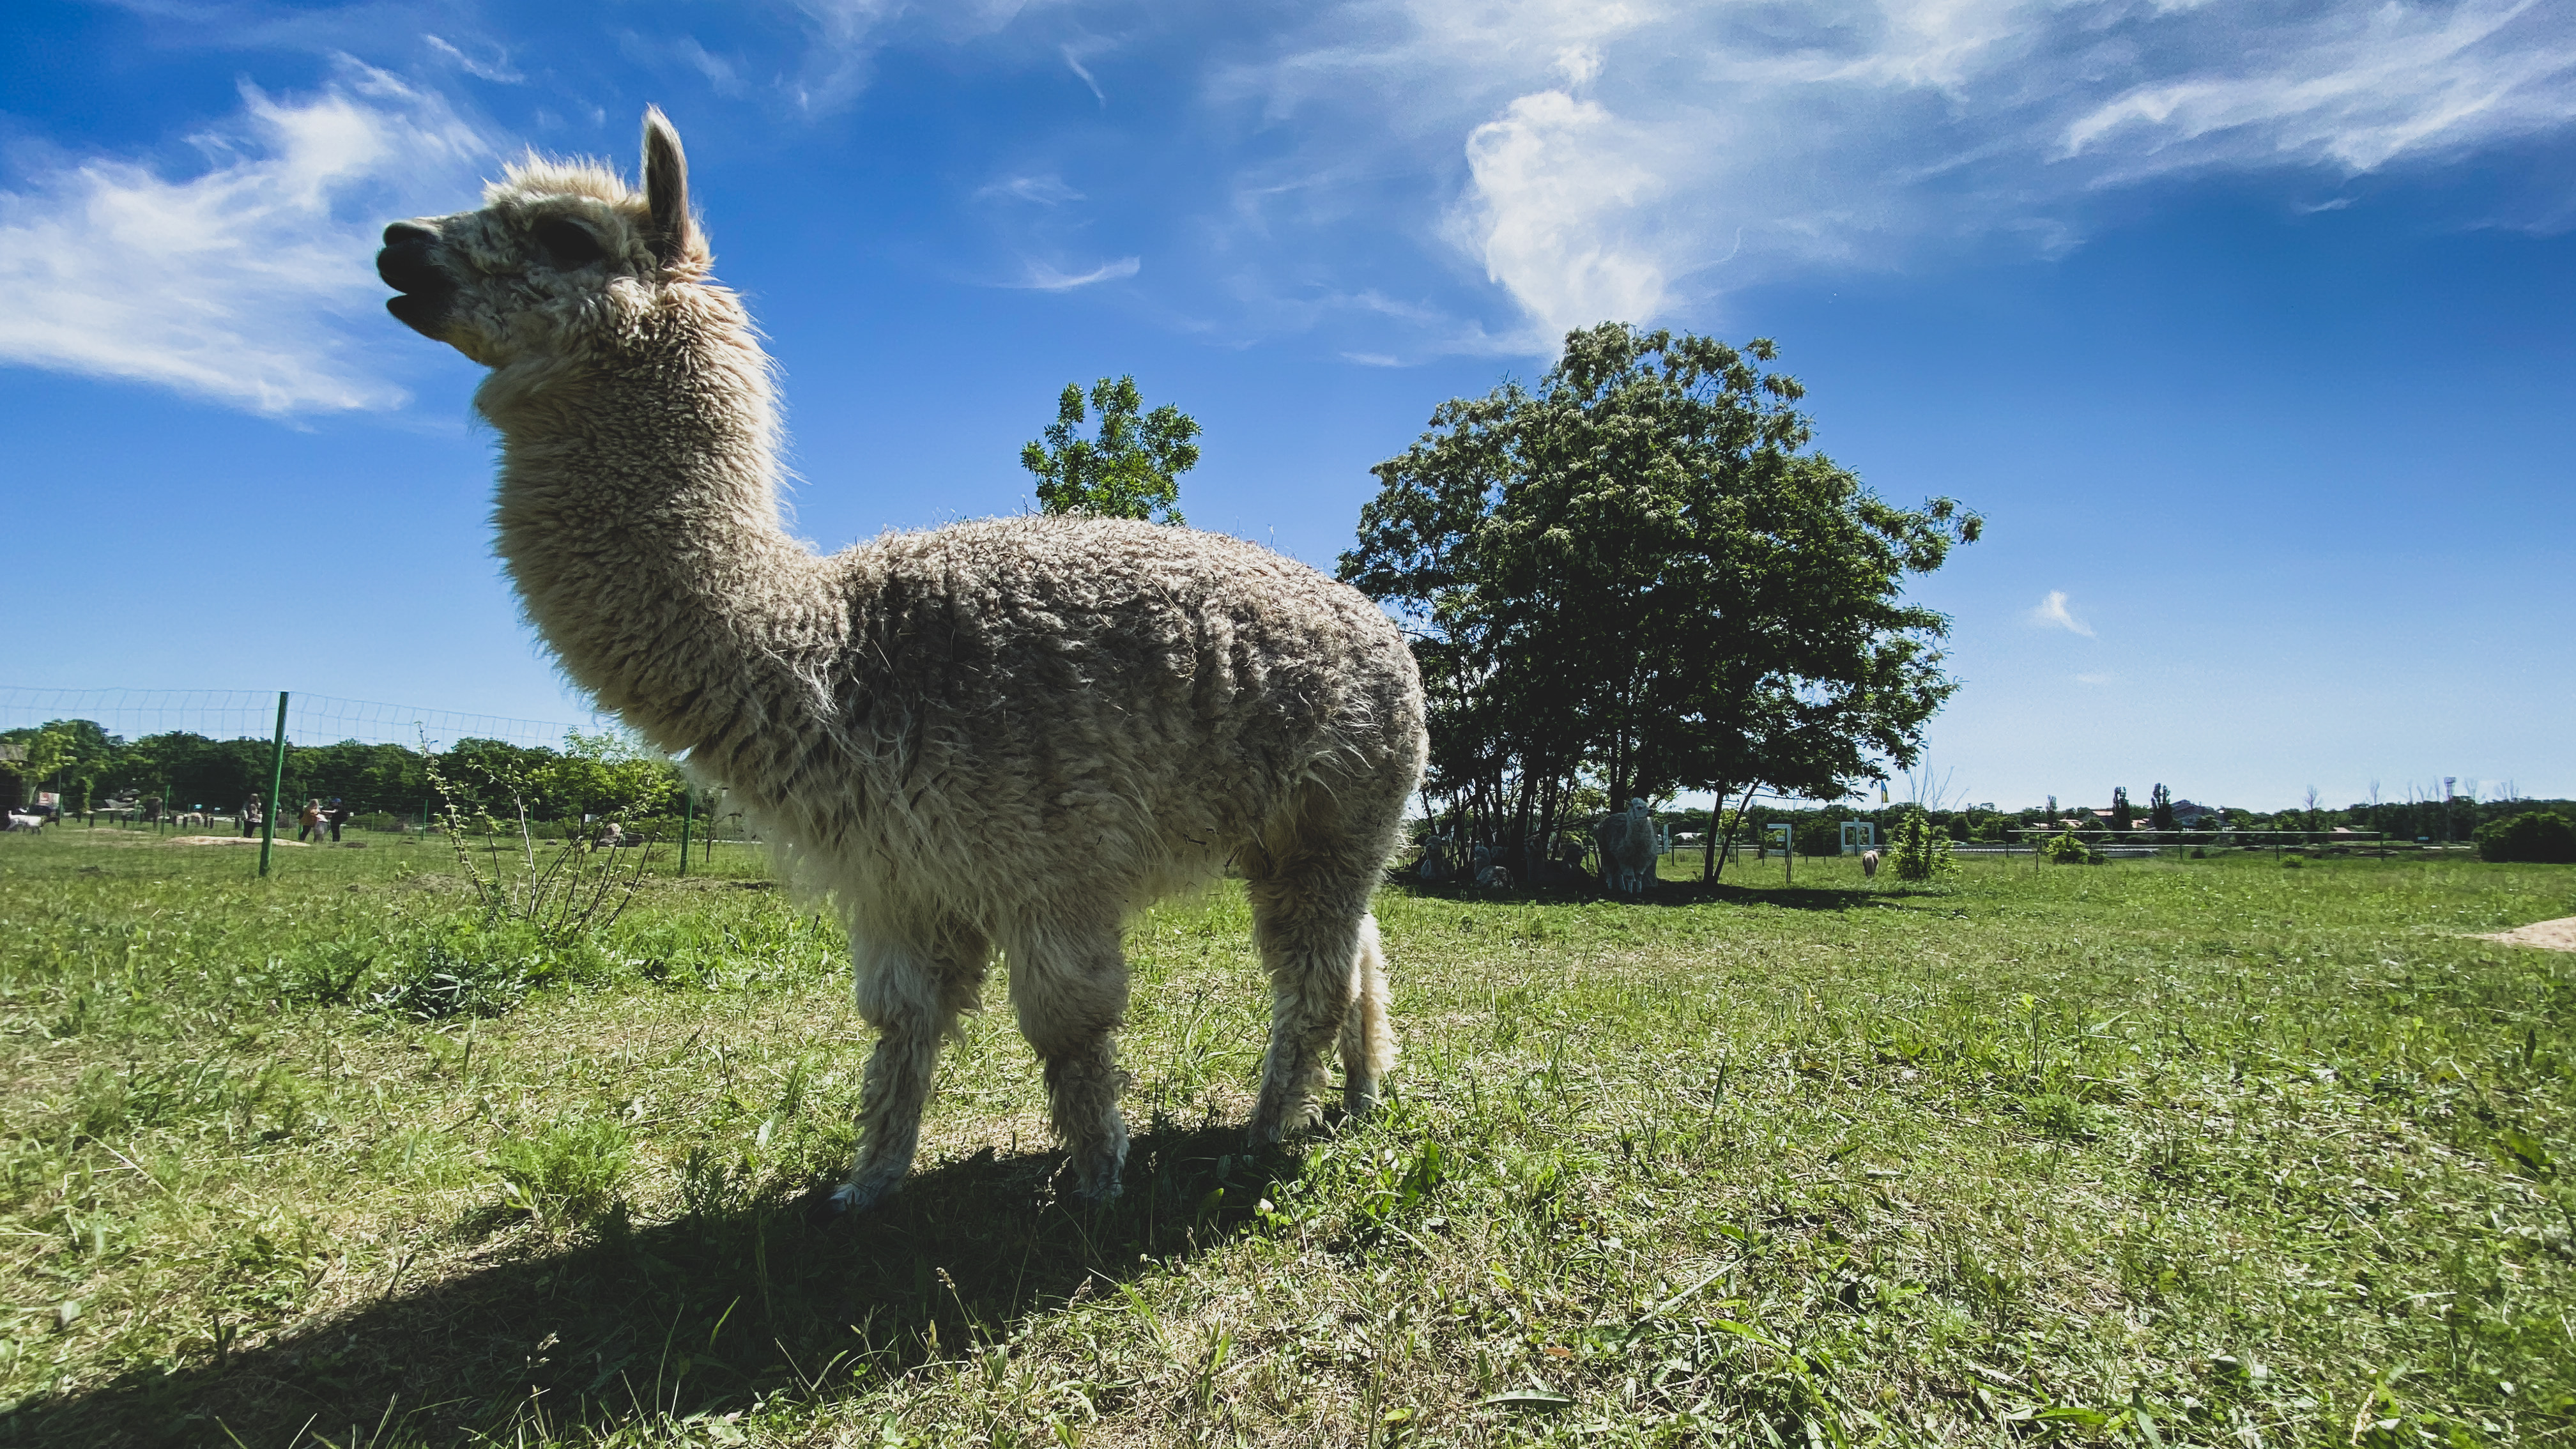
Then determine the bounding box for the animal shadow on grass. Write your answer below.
[24,1124,1295,1448]
[1392,875,1880,913]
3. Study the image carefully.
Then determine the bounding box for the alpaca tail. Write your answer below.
[1338,912,1396,1115]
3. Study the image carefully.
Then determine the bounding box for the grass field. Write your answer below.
[2,827,2572,1447]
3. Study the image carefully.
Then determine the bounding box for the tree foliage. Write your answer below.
[1019,376,1200,525]
[2475,811,2576,864]
[0,719,681,822]
[1339,323,1979,877]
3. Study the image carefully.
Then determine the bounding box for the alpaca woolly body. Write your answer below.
[380,111,1425,1209]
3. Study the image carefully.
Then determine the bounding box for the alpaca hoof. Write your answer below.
[824,1173,900,1218]
[1342,1078,1381,1118]
[802,1184,854,1225]
[1066,1172,1123,1207]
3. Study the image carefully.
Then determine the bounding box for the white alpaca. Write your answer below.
[1860,849,1881,878]
[376,111,1427,1210]
[1593,799,1657,896]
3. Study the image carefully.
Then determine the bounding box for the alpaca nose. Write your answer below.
[377,222,445,291]
[378,220,456,337]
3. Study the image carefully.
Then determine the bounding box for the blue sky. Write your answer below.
[3,0,2570,811]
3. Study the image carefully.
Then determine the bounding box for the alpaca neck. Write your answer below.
[477,289,822,756]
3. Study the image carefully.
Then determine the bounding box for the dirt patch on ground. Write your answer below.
[167,835,309,847]
[2476,916,2576,952]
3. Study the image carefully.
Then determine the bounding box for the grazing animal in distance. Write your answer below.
[374,110,1427,1211]
[1594,799,1658,896]
[1861,849,1881,878]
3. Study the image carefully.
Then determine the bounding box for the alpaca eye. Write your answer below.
[533,217,607,269]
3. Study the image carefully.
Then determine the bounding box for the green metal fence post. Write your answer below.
[259,691,288,878]
[678,788,693,877]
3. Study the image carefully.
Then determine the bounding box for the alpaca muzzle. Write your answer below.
[378,221,456,338]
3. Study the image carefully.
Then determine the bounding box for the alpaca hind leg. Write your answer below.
[832,924,988,1213]
[1246,879,1374,1147]
[1006,917,1131,1202]
[1337,913,1396,1117]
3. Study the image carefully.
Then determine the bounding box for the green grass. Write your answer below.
[2,829,2572,1446]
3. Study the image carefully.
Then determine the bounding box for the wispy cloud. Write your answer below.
[0,60,494,415]
[1011,255,1141,290]
[779,0,1040,112]
[616,31,750,98]
[2074,671,2118,686]
[1220,0,2576,347]
[1063,41,1107,105]
[422,33,523,84]
[2027,590,2096,638]
[976,173,1085,205]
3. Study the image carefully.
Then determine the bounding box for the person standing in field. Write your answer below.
[325,798,349,842]
[239,794,264,838]
[297,799,323,843]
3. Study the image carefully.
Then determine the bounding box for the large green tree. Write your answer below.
[1019,376,1201,524]
[1340,323,1979,878]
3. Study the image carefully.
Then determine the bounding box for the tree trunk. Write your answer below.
[1702,783,1726,881]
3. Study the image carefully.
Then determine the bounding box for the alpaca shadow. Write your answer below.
[24,1124,1296,1449]
[1388,876,1881,913]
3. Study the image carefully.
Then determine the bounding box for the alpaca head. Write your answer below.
[378,108,710,369]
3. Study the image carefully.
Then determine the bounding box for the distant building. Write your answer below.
[2168,800,2225,828]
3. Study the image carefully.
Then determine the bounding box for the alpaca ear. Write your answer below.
[641,106,694,270]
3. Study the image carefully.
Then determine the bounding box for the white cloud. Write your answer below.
[422,33,523,84]
[1064,41,1108,105]
[2074,671,2118,686]
[2028,590,2096,637]
[976,173,1085,204]
[1221,0,2576,347]
[782,0,1050,111]
[1457,88,1672,339]
[0,61,494,415]
[1013,256,1141,290]
[2064,0,2575,175]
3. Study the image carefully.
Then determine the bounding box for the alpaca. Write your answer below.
[1593,799,1657,896]
[376,111,1425,1211]
[1860,848,1881,878]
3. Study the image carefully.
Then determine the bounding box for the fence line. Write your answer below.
[0,686,595,752]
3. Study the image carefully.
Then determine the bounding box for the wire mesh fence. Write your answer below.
[0,686,589,753]
[0,686,758,869]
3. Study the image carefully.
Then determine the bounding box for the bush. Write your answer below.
[2475,811,2576,864]
[2041,829,2098,866]
[1887,808,1957,881]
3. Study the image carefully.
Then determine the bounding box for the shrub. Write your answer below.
[2041,829,2097,865]
[2475,811,2576,864]
[1887,808,1957,881]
